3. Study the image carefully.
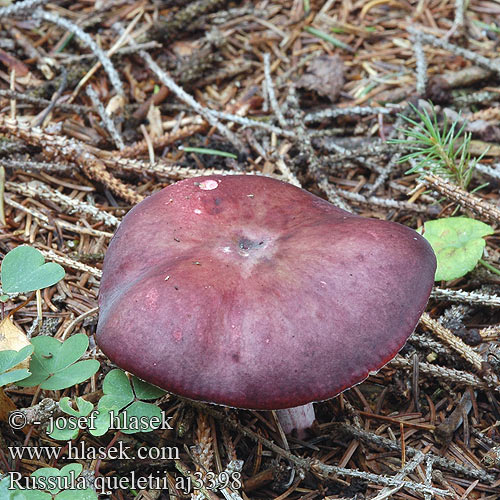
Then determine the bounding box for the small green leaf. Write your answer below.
[50,397,95,440]
[0,476,16,499]
[11,491,51,500]
[92,370,167,436]
[16,355,50,387]
[59,396,93,418]
[48,422,79,441]
[1,246,65,294]
[40,360,99,391]
[52,334,89,371]
[97,394,131,412]
[31,463,82,495]
[0,345,34,386]
[89,409,113,437]
[29,336,64,373]
[420,217,494,281]
[30,335,88,373]
[132,376,166,400]
[17,335,99,389]
[120,401,163,434]
[0,345,33,373]
[98,369,134,410]
[18,465,96,499]
[0,369,31,386]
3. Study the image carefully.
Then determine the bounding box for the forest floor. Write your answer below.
[0,0,500,499]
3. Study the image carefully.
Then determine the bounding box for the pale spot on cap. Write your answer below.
[199,179,219,191]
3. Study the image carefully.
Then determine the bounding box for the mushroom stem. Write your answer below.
[276,403,315,438]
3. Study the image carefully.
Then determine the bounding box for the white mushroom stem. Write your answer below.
[276,403,315,438]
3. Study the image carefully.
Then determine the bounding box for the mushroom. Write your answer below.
[96,175,436,436]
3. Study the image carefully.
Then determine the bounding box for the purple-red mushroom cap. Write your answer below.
[96,175,436,413]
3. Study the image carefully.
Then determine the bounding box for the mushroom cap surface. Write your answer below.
[96,175,436,410]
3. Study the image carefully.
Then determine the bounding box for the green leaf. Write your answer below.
[0,368,31,386]
[1,246,65,294]
[11,491,51,500]
[0,476,15,499]
[31,463,82,495]
[51,334,89,372]
[92,371,134,436]
[33,335,88,373]
[48,422,79,441]
[28,336,64,373]
[7,466,96,499]
[15,355,50,387]
[89,409,113,437]
[49,397,95,440]
[0,345,33,373]
[131,376,166,400]
[98,369,134,410]
[40,360,100,390]
[97,395,129,414]
[91,370,167,436]
[59,396,94,418]
[120,401,163,434]
[420,217,494,281]
[17,335,99,390]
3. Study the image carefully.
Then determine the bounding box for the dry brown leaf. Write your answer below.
[296,55,345,102]
[0,316,31,371]
[0,387,17,423]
